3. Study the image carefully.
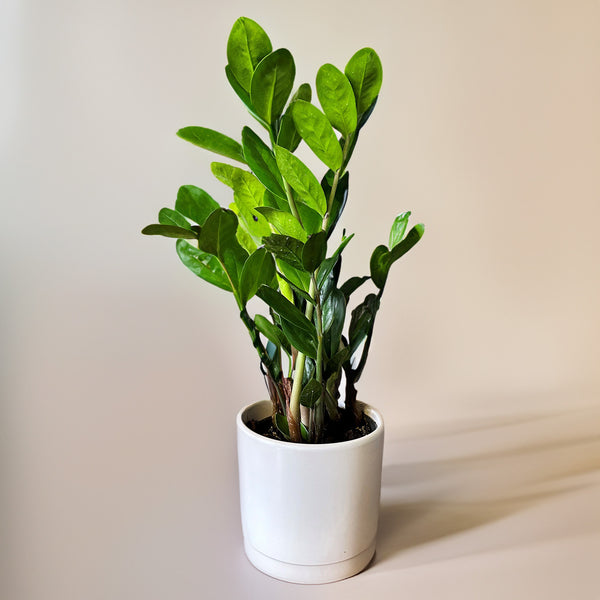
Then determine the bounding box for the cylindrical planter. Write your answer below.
[236,400,384,584]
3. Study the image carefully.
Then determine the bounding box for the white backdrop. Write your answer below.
[3,1,599,599]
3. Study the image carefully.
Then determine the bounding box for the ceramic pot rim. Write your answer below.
[236,399,384,452]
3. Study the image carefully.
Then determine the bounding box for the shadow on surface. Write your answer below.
[373,405,600,569]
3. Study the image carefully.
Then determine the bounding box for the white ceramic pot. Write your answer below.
[236,399,384,584]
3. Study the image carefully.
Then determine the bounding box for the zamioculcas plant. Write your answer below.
[142,17,424,444]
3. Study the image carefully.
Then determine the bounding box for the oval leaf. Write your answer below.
[274,145,327,215]
[141,224,197,239]
[226,17,272,91]
[242,127,286,198]
[175,185,219,226]
[240,247,276,304]
[176,239,232,291]
[254,314,289,350]
[255,207,307,242]
[389,211,411,249]
[302,231,327,273]
[158,208,191,230]
[316,63,357,138]
[176,127,246,164]
[344,47,383,116]
[291,100,343,171]
[276,83,312,151]
[251,48,296,125]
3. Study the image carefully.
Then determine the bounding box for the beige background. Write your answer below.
[2,0,599,598]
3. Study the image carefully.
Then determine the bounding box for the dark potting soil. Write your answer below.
[247,409,377,444]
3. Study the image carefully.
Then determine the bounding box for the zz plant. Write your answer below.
[143,17,424,443]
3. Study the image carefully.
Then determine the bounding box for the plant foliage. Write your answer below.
[143,16,424,442]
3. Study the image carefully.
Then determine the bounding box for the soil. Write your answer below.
[247,408,377,444]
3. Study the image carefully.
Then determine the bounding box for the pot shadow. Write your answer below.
[371,404,600,570]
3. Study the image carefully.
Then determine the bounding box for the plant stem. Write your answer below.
[288,276,316,438]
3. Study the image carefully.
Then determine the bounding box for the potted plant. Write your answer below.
[142,16,424,583]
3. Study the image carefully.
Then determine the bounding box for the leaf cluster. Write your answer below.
[142,17,425,443]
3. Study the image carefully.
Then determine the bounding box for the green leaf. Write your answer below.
[198,208,249,291]
[316,233,354,287]
[344,47,383,116]
[276,83,312,151]
[176,127,246,164]
[340,275,370,299]
[225,65,271,130]
[158,208,191,230]
[239,248,276,304]
[251,48,295,125]
[302,231,327,273]
[316,63,357,138]
[257,285,318,358]
[295,202,322,235]
[211,162,271,240]
[389,211,411,249]
[300,379,322,408]
[175,185,219,226]
[274,145,327,215]
[254,314,289,350]
[291,100,343,171]
[390,223,425,262]
[370,223,425,289]
[255,207,307,242]
[226,17,272,92]
[348,293,380,360]
[321,170,349,237]
[141,224,197,239]
[277,260,310,292]
[242,127,286,199]
[275,413,291,441]
[262,234,306,271]
[175,239,232,292]
[275,270,314,305]
[369,244,390,290]
[323,288,346,356]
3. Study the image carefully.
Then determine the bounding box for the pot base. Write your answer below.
[243,537,376,584]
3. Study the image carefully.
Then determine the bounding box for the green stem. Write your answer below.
[288,276,316,436]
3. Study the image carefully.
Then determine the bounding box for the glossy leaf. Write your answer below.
[296,202,322,235]
[226,17,272,91]
[257,285,318,358]
[389,211,411,249]
[302,231,327,273]
[370,223,425,289]
[369,244,390,290]
[316,63,357,138]
[321,171,349,236]
[141,224,197,239]
[176,127,246,164]
[291,100,343,171]
[262,234,306,271]
[254,314,288,349]
[251,48,295,125]
[348,293,380,359]
[323,289,346,356]
[340,275,370,299]
[242,127,286,199]
[158,208,191,230]
[274,145,327,215]
[277,260,310,292]
[239,248,276,304]
[300,379,322,408]
[198,208,248,290]
[175,239,232,291]
[344,47,383,116]
[224,65,270,130]
[255,207,307,242]
[316,233,354,287]
[211,162,271,239]
[277,83,312,151]
[175,185,219,226]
